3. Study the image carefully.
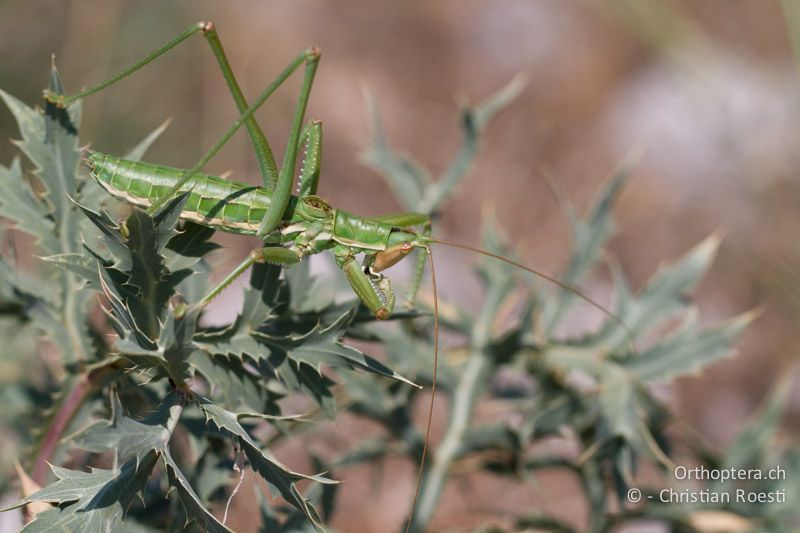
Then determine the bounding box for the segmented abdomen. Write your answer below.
[88,152,277,235]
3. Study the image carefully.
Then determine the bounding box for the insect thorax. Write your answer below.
[332,210,392,251]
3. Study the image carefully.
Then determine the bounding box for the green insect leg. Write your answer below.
[148,49,316,213]
[257,49,321,238]
[199,246,300,307]
[367,212,432,306]
[297,121,323,197]
[44,22,280,190]
[201,23,279,189]
[334,245,394,320]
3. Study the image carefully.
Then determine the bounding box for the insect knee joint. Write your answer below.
[199,21,214,33]
[306,46,321,60]
[250,249,267,262]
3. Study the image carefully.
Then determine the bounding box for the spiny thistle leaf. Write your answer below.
[377,328,456,389]
[73,203,132,271]
[114,306,201,382]
[111,196,192,339]
[164,221,220,272]
[285,260,335,313]
[4,455,158,532]
[164,457,230,533]
[475,216,520,293]
[721,374,794,471]
[596,366,663,464]
[189,351,279,414]
[0,73,80,232]
[197,264,282,354]
[540,155,635,334]
[198,398,334,530]
[196,263,415,414]
[72,195,195,359]
[258,487,322,533]
[0,68,94,364]
[42,252,99,289]
[252,309,417,386]
[362,76,524,215]
[594,232,722,352]
[60,393,231,532]
[75,392,180,466]
[0,159,58,253]
[418,75,526,214]
[622,311,754,382]
[360,91,430,210]
[98,266,153,350]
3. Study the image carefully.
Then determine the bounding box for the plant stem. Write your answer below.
[30,365,116,484]
[31,375,89,483]
[406,280,508,532]
[580,460,609,533]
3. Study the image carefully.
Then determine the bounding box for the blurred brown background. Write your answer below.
[1,0,799,530]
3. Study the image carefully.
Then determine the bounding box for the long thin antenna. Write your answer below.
[405,247,439,533]
[429,237,638,354]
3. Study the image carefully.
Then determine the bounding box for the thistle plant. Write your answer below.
[0,63,793,533]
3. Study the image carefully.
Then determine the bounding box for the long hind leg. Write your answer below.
[147,47,319,213]
[47,23,321,299]
[45,22,312,195]
[198,246,301,307]
[154,44,318,300]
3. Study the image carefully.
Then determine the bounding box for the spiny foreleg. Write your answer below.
[334,245,394,320]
